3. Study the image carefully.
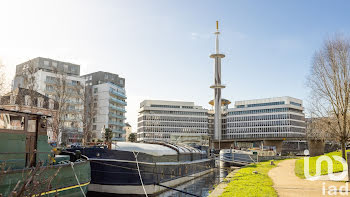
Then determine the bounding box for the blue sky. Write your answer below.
[1,0,350,129]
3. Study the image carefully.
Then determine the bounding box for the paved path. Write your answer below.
[269,159,349,196]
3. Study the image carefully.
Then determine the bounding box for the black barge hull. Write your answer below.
[70,146,214,195]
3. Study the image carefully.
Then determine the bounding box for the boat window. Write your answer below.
[28,119,37,132]
[0,113,25,130]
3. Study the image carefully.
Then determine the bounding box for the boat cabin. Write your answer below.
[0,108,52,169]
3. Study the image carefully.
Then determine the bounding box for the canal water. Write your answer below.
[156,167,231,197]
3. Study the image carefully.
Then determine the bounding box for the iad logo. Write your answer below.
[304,154,347,181]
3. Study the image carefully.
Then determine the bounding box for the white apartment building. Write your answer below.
[82,71,126,141]
[225,96,306,140]
[13,57,85,144]
[137,100,209,145]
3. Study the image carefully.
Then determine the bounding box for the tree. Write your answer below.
[104,128,112,142]
[14,60,39,112]
[73,83,94,145]
[306,116,332,141]
[0,60,10,97]
[307,35,350,159]
[49,68,71,145]
[128,133,136,142]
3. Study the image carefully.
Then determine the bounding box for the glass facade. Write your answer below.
[137,102,208,142]
[225,100,306,140]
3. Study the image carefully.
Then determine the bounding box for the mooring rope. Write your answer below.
[70,162,86,197]
[133,151,148,197]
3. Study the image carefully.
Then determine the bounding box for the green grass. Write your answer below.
[220,160,280,197]
[295,151,348,179]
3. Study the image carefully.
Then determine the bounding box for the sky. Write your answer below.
[1,0,350,130]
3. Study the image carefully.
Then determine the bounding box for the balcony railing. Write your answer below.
[66,100,82,105]
[109,121,125,127]
[112,129,125,134]
[63,127,83,133]
[109,97,127,106]
[111,137,125,141]
[45,79,58,84]
[109,105,126,113]
[109,113,126,119]
[109,90,127,99]
[62,116,77,121]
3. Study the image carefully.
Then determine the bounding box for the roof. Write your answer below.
[112,142,178,156]
[0,108,52,117]
[111,142,202,156]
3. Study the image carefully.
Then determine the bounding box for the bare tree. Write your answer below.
[49,68,71,146]
[307,35,350,159]
[15,60,39,112]
[72,82,94,145]
[0,60,10,97]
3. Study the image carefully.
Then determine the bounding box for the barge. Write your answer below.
[0,109,90,196]
[71,142,214,195]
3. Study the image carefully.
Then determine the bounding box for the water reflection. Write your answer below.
[157,167,231,197]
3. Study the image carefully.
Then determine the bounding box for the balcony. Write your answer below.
[62,116,77,121]
[109,105,126,113]
[109,90,127,99]
[109,113,126,119]
[109,121,125,127]
[112,129,125,134]
[66,100,82,105]
[109,97,127,106]
[111,137,125,141]
[45,79,58,85]
[63,127,83,133]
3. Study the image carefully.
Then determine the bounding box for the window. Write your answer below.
[37,97,44,108]
[44,60,50,66]
[25,95,31,106]
[120,80,124,85]
[0,113,24,130]
[46,85,54,91]
[10,95,15,105]
[52,62,57,67]
[290,101,302,107]
[49,99,54,109]
[94,88,98,93]
[93,125,97,130]
[28,119,37,132]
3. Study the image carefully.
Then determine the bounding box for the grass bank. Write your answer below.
[220,160,280,197]
[295,151,348,179]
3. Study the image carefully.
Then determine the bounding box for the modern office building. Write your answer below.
[82,71,126,141]
[137,100,209,145]
[225,96,306,140]
[137,97,306,149]
[13,57,85,144]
